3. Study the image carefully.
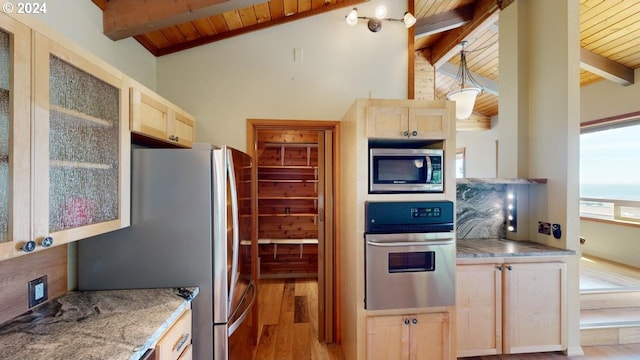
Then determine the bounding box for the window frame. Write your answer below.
[580,111,640,227]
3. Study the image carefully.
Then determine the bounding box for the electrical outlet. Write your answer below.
[538,221,551,235]
[28,275,48,308]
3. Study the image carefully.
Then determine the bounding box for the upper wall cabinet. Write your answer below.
[0,15,32,260]
[1,12,131,260]
[130,81,195,148]
[366,100,451,140]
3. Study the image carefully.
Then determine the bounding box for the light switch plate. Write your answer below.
[28,275,48,308]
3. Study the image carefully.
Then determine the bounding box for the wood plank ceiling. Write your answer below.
[92,0,640,123]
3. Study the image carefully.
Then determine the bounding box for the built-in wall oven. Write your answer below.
[364,201,455,310]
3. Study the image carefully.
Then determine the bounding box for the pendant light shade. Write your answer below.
[446,41,484,119]
[447,88,481,120]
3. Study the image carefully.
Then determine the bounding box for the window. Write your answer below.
[456,148,465,178]
[580,118,640,223]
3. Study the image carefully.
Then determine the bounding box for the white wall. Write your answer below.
[582,68,640,121]
[156,0,409,151]
[456,117,499,178]
[580,68,640,268]
[32,0,156,89]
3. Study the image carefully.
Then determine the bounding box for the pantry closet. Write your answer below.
[247,119,338,343]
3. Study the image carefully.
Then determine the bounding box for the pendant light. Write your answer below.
[446,41,484,120]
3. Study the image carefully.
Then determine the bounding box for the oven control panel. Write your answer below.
[365,201,454,233]
[411,206,441,218]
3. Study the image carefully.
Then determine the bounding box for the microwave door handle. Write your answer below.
[366,239,455,247]
[426,156,432,182]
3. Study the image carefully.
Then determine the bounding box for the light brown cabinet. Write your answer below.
[367,312,451,360]
[130,81,195,148]
[0,14,31,260]
[155,308,192,360]
[457,260,567,357]
[366,101,450,140]
[0,13,130,259]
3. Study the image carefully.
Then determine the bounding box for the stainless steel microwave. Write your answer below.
[369,148,444,193]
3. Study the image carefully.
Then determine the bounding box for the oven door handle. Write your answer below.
[366,238,454,247]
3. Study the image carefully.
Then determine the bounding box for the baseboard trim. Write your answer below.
[565,346,585,356]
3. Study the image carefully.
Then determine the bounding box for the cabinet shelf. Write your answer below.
[50,159,112,170]
[50,104,114,127]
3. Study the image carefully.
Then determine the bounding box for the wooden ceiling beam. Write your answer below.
[102,0,264,40]
[147,0,367,56]
[430,0,501,68]
[580,48,634,86]
[414,3,474,39]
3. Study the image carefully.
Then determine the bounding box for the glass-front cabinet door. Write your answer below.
[0,16,31,260]
[32,32,130,248]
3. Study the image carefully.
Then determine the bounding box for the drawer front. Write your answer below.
[177,345,192,360]
[156,309,192,360]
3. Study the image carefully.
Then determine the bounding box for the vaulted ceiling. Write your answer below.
[92,0,640,123]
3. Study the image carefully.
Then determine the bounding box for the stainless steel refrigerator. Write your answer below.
[78,145,255,360]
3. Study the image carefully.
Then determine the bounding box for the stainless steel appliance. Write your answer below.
[78,145,254,360]
[369,148,444,193]
[364,201,455,310]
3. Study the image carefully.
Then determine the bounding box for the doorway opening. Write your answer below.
[247,119,339,344]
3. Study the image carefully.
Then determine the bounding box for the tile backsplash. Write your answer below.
[456,183,507,239]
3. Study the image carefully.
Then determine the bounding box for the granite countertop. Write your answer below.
[456,178,548,184]
[0,287,198,360]
[457,238,575,258]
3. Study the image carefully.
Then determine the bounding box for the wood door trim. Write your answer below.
[246,118,341,344]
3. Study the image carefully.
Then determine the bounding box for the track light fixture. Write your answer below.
[345,6,417,33]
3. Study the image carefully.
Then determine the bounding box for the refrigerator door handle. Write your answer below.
[226,148,241,312]
[228,280,256,336]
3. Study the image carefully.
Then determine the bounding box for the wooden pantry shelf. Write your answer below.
[263,142,318,148]
[258,165,318,170]
[258,213,318,217]
[258,196,317,200]
[258,179,319,183]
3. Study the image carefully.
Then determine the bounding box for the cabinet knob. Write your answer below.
[497,265,503,271]
[507,265,513,271]
[41,236,54,248]
[22,240,37,253]
[412,130,418,137]
[175,136,179,141]
[403,130,409,137]
[412,318,418,325]
[404,318,410,325]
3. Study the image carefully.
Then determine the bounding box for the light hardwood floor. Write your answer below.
[254,278,344,360]
[462,344,640,359]
[254,277,640,360]
[580,255,640,292]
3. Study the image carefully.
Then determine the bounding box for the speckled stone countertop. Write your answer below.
[0,287,198,360]
[457,238,575,258]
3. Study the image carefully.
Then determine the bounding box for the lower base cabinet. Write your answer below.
[156,308,192,360]
[457,259,567,357]
[367,312,452,360]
